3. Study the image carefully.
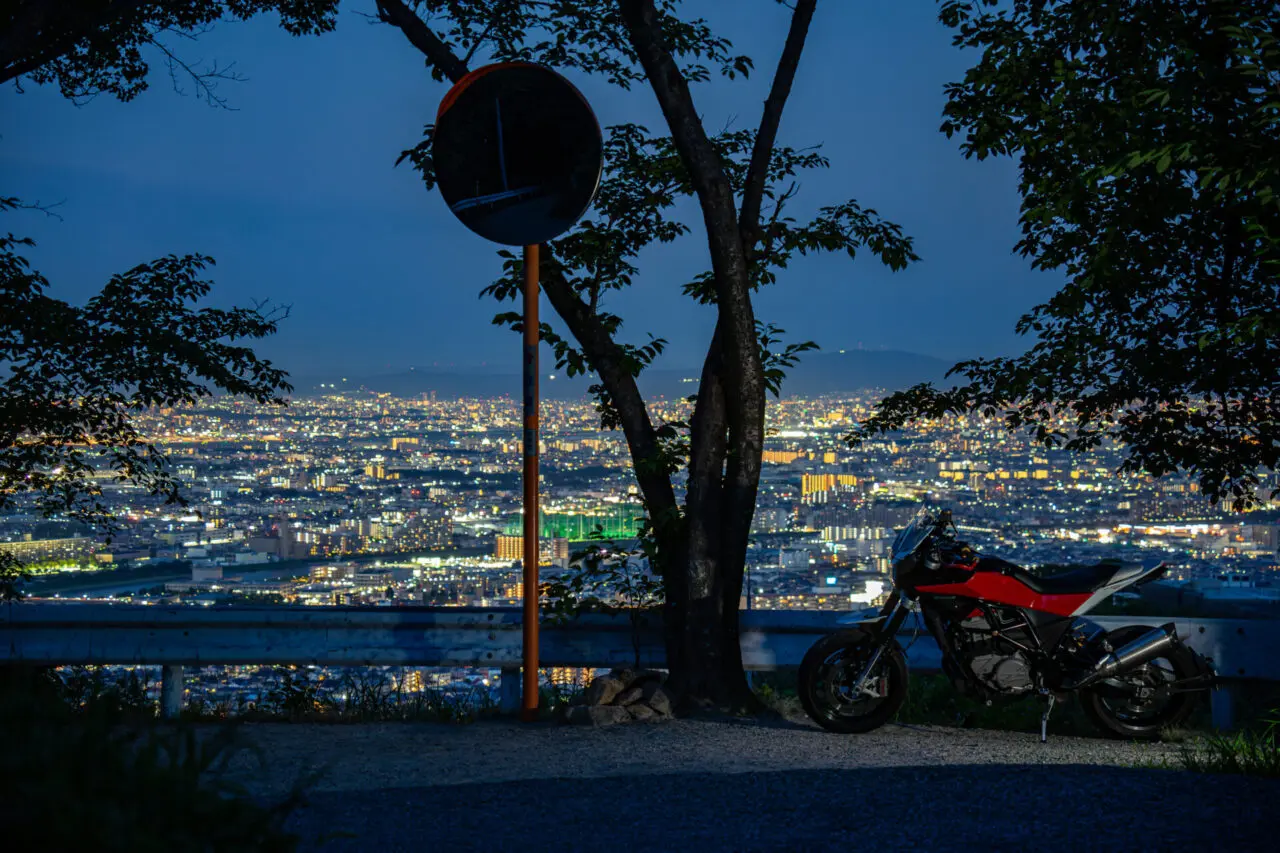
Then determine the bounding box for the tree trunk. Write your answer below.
[664,323,758,711]
[667,325,727,707]
[668,546,758,712]
[376,0,817,715]
[620,0,814,713]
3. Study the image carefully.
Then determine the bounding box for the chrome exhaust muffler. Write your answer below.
[1065,623,1179,690]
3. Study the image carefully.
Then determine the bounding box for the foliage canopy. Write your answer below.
[854,0,1280,509]
[1,0,340,106]
[1,200,292,597]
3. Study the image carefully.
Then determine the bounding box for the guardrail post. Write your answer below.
[1211,683,1235,731]
[161,665,184,720]
[500,666,521,715]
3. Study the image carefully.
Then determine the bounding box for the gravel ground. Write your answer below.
[222,718,1278,852]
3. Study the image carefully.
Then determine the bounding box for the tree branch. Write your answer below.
[619,0,763,440]
[619,0,742,260]
[145,34,244,109]
[1,196,66,221]
[2,46,58,87]
[461,0,516,68]
[539,256,679,522]
[620,3,770,581]
[0,0,150,85]
[374,0,471,84]
[738,0,817,238]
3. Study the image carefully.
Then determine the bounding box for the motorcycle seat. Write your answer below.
[980,557,1143,595]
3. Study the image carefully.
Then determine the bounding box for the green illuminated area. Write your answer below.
[505,505,645,540]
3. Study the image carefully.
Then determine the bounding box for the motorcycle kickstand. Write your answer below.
[1039,692,1056,744]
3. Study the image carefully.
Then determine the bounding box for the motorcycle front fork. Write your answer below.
[850,645,887,698]
[850,597,913,697]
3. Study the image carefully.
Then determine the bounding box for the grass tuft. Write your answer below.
[1168,711,1280,777]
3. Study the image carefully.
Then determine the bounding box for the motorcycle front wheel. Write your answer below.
[1080,625,1201,740]
[798,628,909,734]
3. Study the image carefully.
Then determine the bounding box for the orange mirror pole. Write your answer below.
[521,243,541,722]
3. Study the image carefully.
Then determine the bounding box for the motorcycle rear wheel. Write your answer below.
[799,629,908,734]
[1080,625,1201,740]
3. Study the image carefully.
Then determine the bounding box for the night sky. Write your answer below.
[0,2,1061,379]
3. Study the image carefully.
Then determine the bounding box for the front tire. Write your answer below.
[1080,625,1201,740]
[799,629,908,734]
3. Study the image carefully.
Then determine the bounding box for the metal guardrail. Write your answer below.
[3,603,1275,727]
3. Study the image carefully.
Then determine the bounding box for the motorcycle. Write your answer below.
[798,507,1216,741]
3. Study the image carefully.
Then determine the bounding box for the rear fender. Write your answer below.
[1130,561,1170,588]
[1073,561,1170,616]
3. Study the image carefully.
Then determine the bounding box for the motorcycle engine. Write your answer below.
[950,611,1039,696]
[967,650,1034,694]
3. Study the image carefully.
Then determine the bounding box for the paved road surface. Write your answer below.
[226,718,1277,852]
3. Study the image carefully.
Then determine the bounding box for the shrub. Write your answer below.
[0,666,308,851]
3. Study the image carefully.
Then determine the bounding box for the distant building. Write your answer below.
[549,537,570,567]
[801,473,857,503]
[310,563,354,582]
[752,507,791,533]
[395,507,453,552]
[495,534,523,562]
[192,565,223,583]
[248,515,308,560]
[364,460,398,480]
[0,536,95,564]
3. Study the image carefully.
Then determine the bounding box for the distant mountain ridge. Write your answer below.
[291,349,955,400]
